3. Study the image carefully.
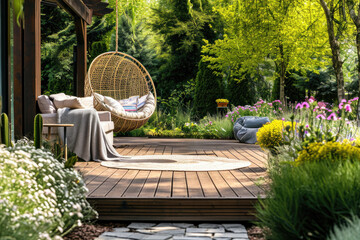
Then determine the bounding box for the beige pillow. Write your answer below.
[50,93,69,101]
[78,96,94,109]
[53,97,85,109]
[104,96,125,113]
[37,95,56,114]
[94,93,105,103]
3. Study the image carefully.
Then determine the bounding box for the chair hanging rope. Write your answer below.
[85,0,157,132]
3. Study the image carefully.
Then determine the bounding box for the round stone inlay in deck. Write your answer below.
[100,155,250,171]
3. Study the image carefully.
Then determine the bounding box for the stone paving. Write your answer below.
[96,223,249,240]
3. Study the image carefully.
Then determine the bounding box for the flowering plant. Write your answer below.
[215,99,229,103]
[256,120,294,151]
[0,140,96,239]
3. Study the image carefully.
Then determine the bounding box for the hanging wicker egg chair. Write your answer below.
[85,51,157,132]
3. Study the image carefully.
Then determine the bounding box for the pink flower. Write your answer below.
[351,97,359,101]
[302,102,310,108]
[318,102,326,109]
[327,113,338,121]
[209,121,213,125]
[308,96,316,103]
[339,102,344,109]
[316,114,326,119]
[345,104,352,112]
[279,108,282,110]
[225,115,229,118]
[282,118,285,121]
[341,99,347,103]
[295,103,302,109]
[268,103,273,106]
[305,124,309,128]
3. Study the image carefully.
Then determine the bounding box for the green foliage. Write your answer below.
[89,41,108,63]
[257,160,360,240]
[194,59,224,118]
[0,113,10,147]
[151,0,219,98]
[271,72,306,102]
[41,4,113,95]
[110,13,159,81]
[203,0,329,103]
[33,114,43,149]
[328,215,360,240]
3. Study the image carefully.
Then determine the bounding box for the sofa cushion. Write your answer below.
[38,95,56,114]
[97,111,111,122]
[53,97,86,109]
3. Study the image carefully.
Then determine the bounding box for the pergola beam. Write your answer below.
[57,0,93,24]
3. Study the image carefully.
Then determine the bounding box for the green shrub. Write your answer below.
[0,140,96,239]
[194,59,224,118]
[328,215,360,240]
[256,160,360,240]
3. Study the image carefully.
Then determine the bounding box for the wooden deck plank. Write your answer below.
[89,169,128,197]
[208,171,237,197]
[106,170,139,198]
[197,172,220,197]
[155,171,173,198]
[86,168,118,195]
[231,170,266,197]
[186,172,204,198]
[83,165,109,184]
[219,171,253,198]
[123,171,150,197]
[172,172,188,197]
[138,171,162,197]
[74,137,267,221]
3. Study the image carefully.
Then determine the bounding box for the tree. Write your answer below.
[150,0,219,98]
[345,0,360,121]
[193,59,224,118]
[110,13,159,81]
[203,0,329,104]
[319,0,347,102]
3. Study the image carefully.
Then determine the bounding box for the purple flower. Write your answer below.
[316,114,326,119]
[327,113,338,121]
[282,118,285,121]
[339,102,344,109]
[308,96,316,103]
[345,104,352,112]
[302,102,310,108]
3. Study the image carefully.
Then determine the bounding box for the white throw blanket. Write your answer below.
[57,108,127,161]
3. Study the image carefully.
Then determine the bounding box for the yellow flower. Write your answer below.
[256,120,293,150]
[216,99,229,103]
[296,141,360,164]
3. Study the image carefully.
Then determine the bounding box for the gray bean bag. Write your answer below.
[233,116,270,144]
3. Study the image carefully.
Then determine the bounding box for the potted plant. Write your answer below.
[216,99,229,107]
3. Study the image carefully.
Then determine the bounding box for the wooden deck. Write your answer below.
[75,137,268,222]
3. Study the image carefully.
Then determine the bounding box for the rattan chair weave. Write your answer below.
[85,51,157,132]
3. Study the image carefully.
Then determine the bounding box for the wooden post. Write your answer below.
[13,7,24,138]
[22,0,41,136]
[75,17,87,97]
